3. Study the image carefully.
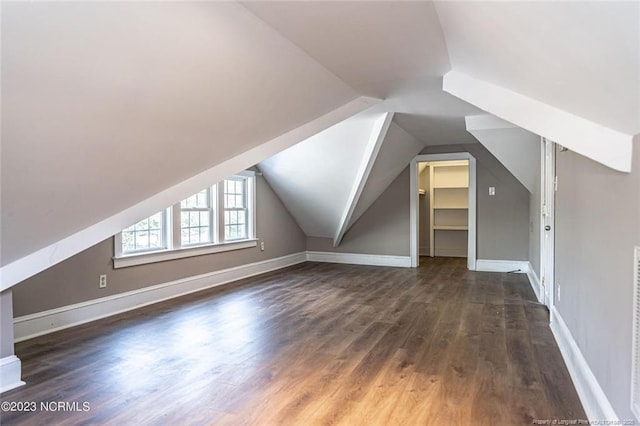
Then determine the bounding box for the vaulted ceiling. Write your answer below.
[1,1,638,290]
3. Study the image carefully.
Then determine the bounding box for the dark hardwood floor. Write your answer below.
[1,257,585,425]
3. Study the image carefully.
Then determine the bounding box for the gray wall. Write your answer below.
[307,169,410,256]
[13,175,306,317]
[1,291,15,357]
[555,145,640,420]
[529,145,542,276]
[421,144,530,261]
[308,143,531,263]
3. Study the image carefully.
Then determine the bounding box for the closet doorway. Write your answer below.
[410,153,477,270]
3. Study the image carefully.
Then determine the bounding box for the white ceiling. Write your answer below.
[466,115,540,193]
[243,1,483,146]
[259,110,386,238]
[243,1,450,98]
[1,2,356,266]
[435,1,640,135]
[2,1,639,289]
[348,122,424,229]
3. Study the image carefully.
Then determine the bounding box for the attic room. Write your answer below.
[1,1,639,424]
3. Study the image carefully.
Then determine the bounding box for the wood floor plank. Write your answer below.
[1,258,586,425]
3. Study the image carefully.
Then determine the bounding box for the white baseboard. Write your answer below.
[306,251,411,268]
[0,355,25,393]
[475,259,528,273]
[526,261,542,303]
[14,252,306,342]
[550,307,619,422]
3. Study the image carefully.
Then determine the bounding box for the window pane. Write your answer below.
[149,230,162,248]
[181,189,209,209]
[122,211,166,253]
[179,188,213,246]
[222,177,250,241]
[189,211,200,226]
[135,218,148,231]
[199,211,208,223]
[181,212,190,228]
[137,231,149,248]
[149,213,162,229]
[122,231,135,252]
[224,178,245,208]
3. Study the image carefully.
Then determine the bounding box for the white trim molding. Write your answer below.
[14,252,306,342]
[334,112,393,247]
[306,251,411,268]
[410,152,477,271]
[113,239,258,269]
[0,355,25,393]
[550,307,619,422]
[475,259,528,273]
[526,261,542,303]
[443,70,633,173]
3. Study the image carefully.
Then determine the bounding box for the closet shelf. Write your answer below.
[433,225,468,231]
[433,185,468,189]
[433,206,468,210]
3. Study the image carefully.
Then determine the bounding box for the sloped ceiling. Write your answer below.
[436,1,639,172]
[348,122,424,228]
[1,2,358,268]
[242,1,482,146]
[435,1,640,135]
[465,115,540,193]
[2,1,639,290]
[258,110,390,238]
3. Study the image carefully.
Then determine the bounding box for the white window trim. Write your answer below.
[113,208,172,258]
[175,186,216,247]
[223,176,250,242]
[113,171,257,268]
[113,239,258,269]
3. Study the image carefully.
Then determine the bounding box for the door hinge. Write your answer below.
[554,176,558,191]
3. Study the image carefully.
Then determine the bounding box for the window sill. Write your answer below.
[113,239,258,269]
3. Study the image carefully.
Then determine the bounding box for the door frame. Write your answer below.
[410,152,477,270]
[540,138,556,308]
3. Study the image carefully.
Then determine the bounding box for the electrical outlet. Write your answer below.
[557,282,560,302]
[99,274,107,289]
[260,241,265,251]
[488,186,496,196]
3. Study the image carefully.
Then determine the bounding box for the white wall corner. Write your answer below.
[334,112,394,247]
[13,252,307,342]
[0,355,25,393]
[550,307,619,422]
[0,96,381,293]
[306,251,411,268]
[465,114,517,131]
[526,261,542,303]
[444,70,633,173]
[475,259,529,273]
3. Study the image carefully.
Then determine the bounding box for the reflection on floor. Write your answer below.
[2,257,585,425]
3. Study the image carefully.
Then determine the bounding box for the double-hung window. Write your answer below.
[224,177,248,241]
[180,188,214,246]
[114,172,256,268]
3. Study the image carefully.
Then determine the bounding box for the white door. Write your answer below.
[540,138,556,308]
